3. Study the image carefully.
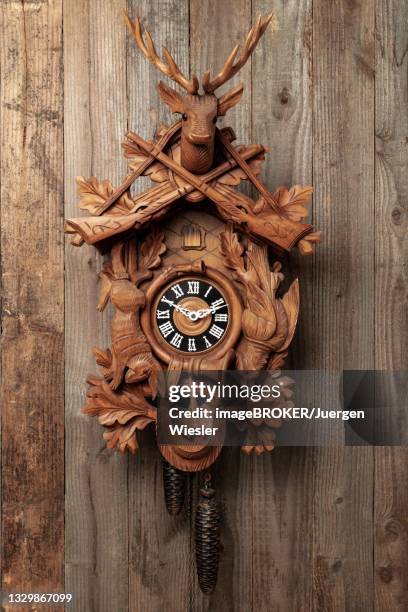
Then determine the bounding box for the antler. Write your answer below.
[125,13,199,95]
[202,13,278,94]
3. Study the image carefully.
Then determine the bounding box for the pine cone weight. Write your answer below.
[195,478,222,594]
[162,458,186,516]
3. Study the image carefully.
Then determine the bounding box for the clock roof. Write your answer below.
[65,123,319,256]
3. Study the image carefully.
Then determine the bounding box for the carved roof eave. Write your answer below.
[65,131,319,256]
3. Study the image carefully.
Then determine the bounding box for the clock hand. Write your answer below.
[164,299,192,317]
[209,303,227,313]
[174,304,192,316]
[187,303,227,320]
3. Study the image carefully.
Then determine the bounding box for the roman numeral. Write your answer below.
[170,333,183,348]
[204,286,212,298]
[156,309,170,319]
[161,296,173,306]
[188,338,197,352]
[159,321,174,338]
[171,284,184,299]
[187,281,200,294]
[203,335,212,349]
[211,298,225,310]
[215,313,228,322]
[209,324,224,339]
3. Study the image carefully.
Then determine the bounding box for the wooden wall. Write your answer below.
[1,0,407,610]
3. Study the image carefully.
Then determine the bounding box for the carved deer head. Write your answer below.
[125,13,277,174]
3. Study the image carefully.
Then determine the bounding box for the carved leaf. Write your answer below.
[272,185,313,221]
[297,231,321,255]
[238,370,295,452]
[122,139,144,158]
[217,149,265,186]
[240,424,277,455]
[77,176,113,215]
[83,376,156,454]
[122,140,169,182]
[104,421,140,453]
[114,192,134,214]
[84,378,155,423]
[246,243,276,294]
[220,226,245,273]
[148,166,170,183]
[278,279,300,353]
[76,175,134,216]
[139,228,166,270]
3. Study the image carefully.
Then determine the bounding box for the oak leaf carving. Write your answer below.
[83,376,156,454]
[104,421,140,453]
[76,176,133,216]
[272,185,313,221]
[217,148,265,187]
[220,225,245,271]
[220,226,257,286]
[139,228,166,270]
[236,370,294,454]
[297,231,321,255]
[122,140,169,183]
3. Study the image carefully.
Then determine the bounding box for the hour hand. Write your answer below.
[174,304,191,317]
[163,299,191,317]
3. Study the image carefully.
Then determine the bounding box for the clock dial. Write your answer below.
[155,277,230,354]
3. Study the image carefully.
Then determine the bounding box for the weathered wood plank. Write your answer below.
[374,1,408,609]
[0,0,64,599]
[251,2,314,610]
[189,1,253,609]
[64,1,129,610]
[313,0,375,609]
[126,2,191,611]
[374,447,408,610]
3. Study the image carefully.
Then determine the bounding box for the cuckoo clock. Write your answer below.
[65,12,320,594]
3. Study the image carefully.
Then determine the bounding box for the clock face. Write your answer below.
[154,277,230,354]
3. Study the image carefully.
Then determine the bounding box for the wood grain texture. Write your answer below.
[313,1,375,610]
[0,0,64,600]
[126,2,192,611]
[64,1,129,610]
[374,1,408,609]
[189,2,253,609]
[251,2,314,609]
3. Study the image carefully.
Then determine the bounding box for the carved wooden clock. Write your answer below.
[65,12,320,594]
